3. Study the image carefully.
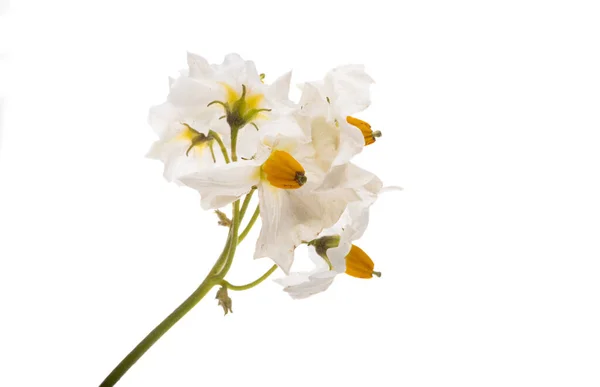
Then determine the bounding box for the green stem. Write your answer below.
[99,230,234,387]
[239,188,256,221]
[210,224,235,276]
[238,205,260,244]
[208,130,230,164]
[217,200,241,278]
[99,278,216,387]
[209,143,216,163]
[230,126,240,162]
[101,199,239,386]
[222,264,278,291]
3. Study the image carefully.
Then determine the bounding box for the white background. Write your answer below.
[1,1,599,386]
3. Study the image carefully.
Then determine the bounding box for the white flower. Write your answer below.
[178,134,382,273]
[295,65,380,167]
[147,53,294,181]
[276,184,389,299]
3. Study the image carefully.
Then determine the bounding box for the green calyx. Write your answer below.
[181,123,217,162]
[307,235,341,270]
[207,84,271,131]
[185,132,215,156]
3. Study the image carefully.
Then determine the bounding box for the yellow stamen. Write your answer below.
[346,116,381,146]
[261,150,307,189]
[345,244,378,279]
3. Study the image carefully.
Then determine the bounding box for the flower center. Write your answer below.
[178,123,216,160]
[208,84,271,130]
[261,150,307,189]
[345,244,380,278]
[346,116,381,146]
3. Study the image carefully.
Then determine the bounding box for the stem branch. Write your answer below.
[221,264,278,291]
[238,205,260,244]
[209,130,230,164]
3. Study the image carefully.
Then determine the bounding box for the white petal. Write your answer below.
[178,161,259,209]
[276,251,338,300]
[148,102,181,138]
[259,114,306,139]
[186,52,213,79]
[221,53,245,68]
[382,185,404,193]
[342,204,371,241]
[275,235,344,299]
[333,120,365,166]
[168,76,215,108]
[236,125,261,160]
[309,117,339,173]
[316,163,382,199]
[281,275,336,299]
[216,54,262,92]
[268,71,292,102]
[146,138,213,181]
[325,64,374,116]
[254,183,351,273]
[298,83,328,119]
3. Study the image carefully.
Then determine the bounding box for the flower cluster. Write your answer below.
[148,53,394,299]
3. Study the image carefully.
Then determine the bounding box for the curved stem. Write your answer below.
[210,225,234,276]
[217,200,241,278]
[99,277,216,387]
[239,188,256,221]
[221,264,278,291]
[100,220,236,387]
[208,130,230,164]
[238,205,260,244]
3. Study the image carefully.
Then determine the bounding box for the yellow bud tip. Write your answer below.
[262,150,307,190]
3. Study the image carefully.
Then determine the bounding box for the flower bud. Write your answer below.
[346,116,381,146]
[261,150,307,189]
[345,244,380,279]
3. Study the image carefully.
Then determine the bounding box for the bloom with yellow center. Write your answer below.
[148,52,295,181]
[178,134,376,273]
[209,84,271,131]
[147,122,221,181]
